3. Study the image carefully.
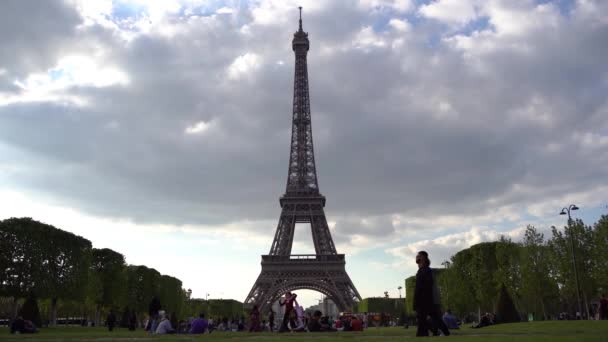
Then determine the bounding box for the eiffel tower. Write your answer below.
[244,8,361,312]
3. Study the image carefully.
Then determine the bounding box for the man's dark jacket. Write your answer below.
[413,266,434,312]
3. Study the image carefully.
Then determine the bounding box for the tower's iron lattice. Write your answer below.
[244,8,361,313]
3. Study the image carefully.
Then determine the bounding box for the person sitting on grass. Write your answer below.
[10,316,37,334]
[189,313,208,334]
[292,305,306,332]
[351,316,363,331]
[335,316,342,329]
[320,315,336,332]
[155,312,175,334]
[342,316,352,331]
[308,310,323,332]
[443,309,460,329]
[472,313,493,329]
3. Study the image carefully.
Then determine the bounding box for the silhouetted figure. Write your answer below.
[414,251,450,337]
[268,309,275,332]
[249,305,261,332]
[128,310,137,331]
[148,296,161,332]
[600,294,608,320]
[170,312,178,332]
[106,310,117,332]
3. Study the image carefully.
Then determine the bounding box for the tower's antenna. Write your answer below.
[299,6,303,31]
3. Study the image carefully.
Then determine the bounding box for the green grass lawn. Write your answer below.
[2,321,607,341]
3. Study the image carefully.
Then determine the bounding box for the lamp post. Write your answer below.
[206,293,211,318]
[398,286,402,299]
[441,261,451,309]
[560,204,583,319]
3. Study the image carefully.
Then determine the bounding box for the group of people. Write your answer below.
[142,311,210,334]
[246,291,368,333]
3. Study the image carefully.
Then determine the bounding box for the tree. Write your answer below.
[159,275,184,316]
[520,225,558,320]
[0,218,46,318]
[468,243,499,313]
[591,215,608,294]
[89,248,127,326]
[494,237,522,302]
[37,222,92,326]
[549,220,596,317]
[445,248,477,316]
[126,265,161,317]
[405,276,416,316]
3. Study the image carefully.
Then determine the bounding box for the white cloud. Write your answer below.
[1,55,128,106]
[227,53,262,80]
[185,120,211,134]
[358,0,413,13]
[386,225,526,268]
[250,0,330,26]
[419,0,479,27]
[216,6,234,14]
[353,26,387,50]
[483,1,560,36]
[388,18,410,32]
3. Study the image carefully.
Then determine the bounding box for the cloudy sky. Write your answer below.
[1,0,607,307]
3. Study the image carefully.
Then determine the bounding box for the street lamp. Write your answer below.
[205,293,211,317]
[441,261,450,309]
[398,286,403,299]
[560,204,583,319]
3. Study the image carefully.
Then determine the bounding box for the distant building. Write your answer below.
[305,298,339,319]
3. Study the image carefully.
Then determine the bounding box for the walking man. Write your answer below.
[414,251,450,337]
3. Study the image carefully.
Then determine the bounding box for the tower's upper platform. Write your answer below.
[292,7,309,53]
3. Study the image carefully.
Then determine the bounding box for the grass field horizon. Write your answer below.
[2,321,608,341]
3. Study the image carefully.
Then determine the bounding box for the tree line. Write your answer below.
[0,217,187,326]
[406,215,608,321]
